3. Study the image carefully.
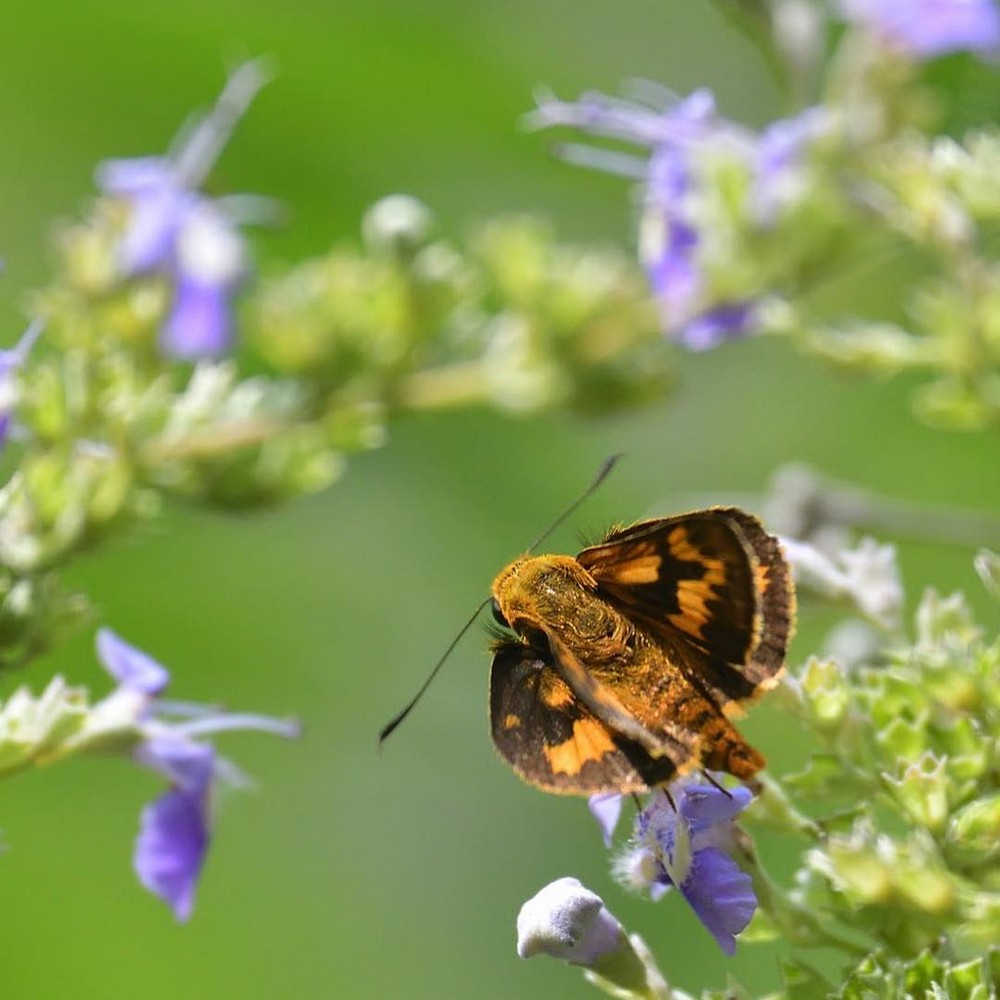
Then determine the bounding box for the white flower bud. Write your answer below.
[516,877,624,966]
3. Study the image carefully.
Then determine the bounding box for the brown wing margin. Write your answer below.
[715,507,795,696]
[489,641,679,795]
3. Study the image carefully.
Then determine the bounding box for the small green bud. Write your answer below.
[0,677,88,776]
[799,656,850,730]
[892,833,956,916]
[873,714,927,764]
[883,752,949,834]
[811,825,894,905]
[915,589,979,648]
[931,716,991,787]
[362,195,434,260]
[945,792,1000,862]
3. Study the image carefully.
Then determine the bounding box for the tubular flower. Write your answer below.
[92,628,298,920]
[613,781,757,955]
[96,62,270,359]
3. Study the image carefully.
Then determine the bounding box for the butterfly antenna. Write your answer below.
[526,453,624,554]
[377,596,491,749]
[379,454,621,748]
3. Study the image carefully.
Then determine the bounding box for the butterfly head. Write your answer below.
[490,554,598,642]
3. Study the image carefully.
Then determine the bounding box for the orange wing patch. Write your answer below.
[605,550,662,585]
[543,718,618,776]
[540,677,574,710]
[666,526,728,642]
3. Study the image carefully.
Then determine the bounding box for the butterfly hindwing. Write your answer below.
[489,641,678,794]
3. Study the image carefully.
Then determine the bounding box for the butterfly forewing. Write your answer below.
[578,512,757,658]
[577,509,793,712]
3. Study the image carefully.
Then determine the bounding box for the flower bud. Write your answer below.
[516,877,624,966]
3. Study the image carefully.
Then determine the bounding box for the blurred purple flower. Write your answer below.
[96,62,270,360]
[613,781,757,955]
[0,319,43,446]
[95,627,298,921]
[837,0,1000,58]
[531,87,823,350]
[134,738,213,921]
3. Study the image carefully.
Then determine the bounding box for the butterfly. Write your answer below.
[488,508,794,794]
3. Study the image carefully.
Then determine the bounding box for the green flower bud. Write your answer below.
[0,676,88,776]
[362,194,434,260]
[945,792,1000,863]
[883,752,949,834]
[891,833,956,916]
[810,824,894,905]
[915,589,979,649]
[799,656,850,730]
[873,713,927,764]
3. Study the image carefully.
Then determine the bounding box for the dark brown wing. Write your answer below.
[577,508,793,713]
[489,641,679,794]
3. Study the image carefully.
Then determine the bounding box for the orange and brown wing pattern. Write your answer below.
[577,509,793,711]
[489,642,678,794]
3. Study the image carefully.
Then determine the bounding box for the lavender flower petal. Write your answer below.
[838,0,1000,58]
[136,735,215,792]
[161,274,232,359]
[96,628,170,696]
[679,303,757,352]
[616,781,757,954]
[678,847,757,956]
[134,785,209,922]
[589,793,624,846]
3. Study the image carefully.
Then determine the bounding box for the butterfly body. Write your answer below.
[488,508,793,795]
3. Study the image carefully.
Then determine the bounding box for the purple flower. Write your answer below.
[837,0,1000,58]
[134,738,213,921]
[94,627,298,921]
[613,781,757,955]
[96,62,269,360]
[531,87,823,350]
[0,319,43,445]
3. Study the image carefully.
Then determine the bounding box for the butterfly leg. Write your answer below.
[699,769,733,798]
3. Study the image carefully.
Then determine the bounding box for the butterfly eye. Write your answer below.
[491,598,510,629]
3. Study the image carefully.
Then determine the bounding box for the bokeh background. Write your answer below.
[1,2,998,997]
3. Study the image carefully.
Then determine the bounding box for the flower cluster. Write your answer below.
[517,547,1000,998]
[527,0,1000,428]
[96,60,269,360]
[530,88,832,350]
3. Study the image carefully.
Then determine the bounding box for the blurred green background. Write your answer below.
[1,1,998,997]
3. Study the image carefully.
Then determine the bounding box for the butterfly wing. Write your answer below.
[577,508,793,713]
[489,640,679,794]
